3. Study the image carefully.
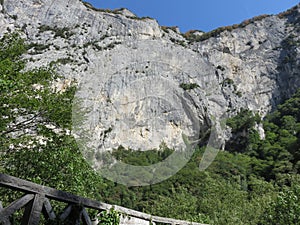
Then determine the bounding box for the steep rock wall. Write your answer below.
[1,0,299,151]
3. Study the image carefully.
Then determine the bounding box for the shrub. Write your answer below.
[161,26,179,33]
[260,176,300,224]
[179,83,199,91]
[182,30,204,43]
[184,14,269,43]
[97,208,120,225]
[38,25,74,39]
[81,0,121,14]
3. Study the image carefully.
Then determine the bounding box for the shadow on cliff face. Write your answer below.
[274,5,300,108]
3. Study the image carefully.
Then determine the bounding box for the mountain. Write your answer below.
[1,0,299,154]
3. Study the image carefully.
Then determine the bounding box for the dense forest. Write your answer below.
[1,33,300,224]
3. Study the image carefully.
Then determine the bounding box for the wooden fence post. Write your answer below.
[0,201,11,225]
[21,194,45,225]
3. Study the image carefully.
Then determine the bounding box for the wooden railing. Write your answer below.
[0,173,208,225]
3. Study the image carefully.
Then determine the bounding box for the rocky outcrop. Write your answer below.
[1,0,299,152]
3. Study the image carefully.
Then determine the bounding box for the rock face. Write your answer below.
[1,0,300,151]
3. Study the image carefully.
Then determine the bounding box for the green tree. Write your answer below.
[226,108,261,154]
[0,32,104,205]
[260,175,300,225]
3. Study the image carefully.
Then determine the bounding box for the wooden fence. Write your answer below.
[0,173,208,225]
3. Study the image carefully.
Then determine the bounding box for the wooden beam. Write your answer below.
[59,204,73,221]
[60,204,84,225]
[73,205,83,225]
[0,174,208,225]
[111,204,207,225]
[21,194,45,225]
[0,194,34,219]
[0,173,103,210]
[0,201,11,225]
[82,208,92,225]
[42,198,56,220]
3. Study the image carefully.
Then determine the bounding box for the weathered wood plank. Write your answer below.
[0,173,208,225]
[42,198,56,220]
[59,204,83,225]
[0,194,34,219]
[59,204,72,221]
[82,208,92,225]
[0,201,11,225]
[102,204,207,225]
[152,215,203,225]
[21,194,45,225]
[74,207,83,225]
[0,173,103,210]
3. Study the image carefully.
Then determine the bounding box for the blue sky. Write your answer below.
[85,0,299,32]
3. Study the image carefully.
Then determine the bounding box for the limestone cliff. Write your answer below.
[1,0,299,152]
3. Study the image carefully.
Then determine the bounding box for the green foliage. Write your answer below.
[225,89,300,181]
[38,25,74,39]
[0,32,26,61]
[81,0,121,14]
[38,25,53,33]
[183,14,269,43]
[2,132,103,197]
[127,16,153,21]
[161,26,179,33]
[227,108,261,133]
[179,83,199,91]
[96,147,279,225]
[27,42,51,54]
[226,109,261,155]
[260,175,300,224]
[278,5,300,19]
[112,145,174,166]
[169,38,186,47]
[0,32,103,216]
[97,208,120,225]
[221,77,234,87]
[260,90,300,175]
[54,27,74,39]
[50,57,75,65]
[181,30,204,43]
[150,186,210,223]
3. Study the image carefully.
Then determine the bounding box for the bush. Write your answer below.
[179,83,199,90]
[260,176,300,224]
